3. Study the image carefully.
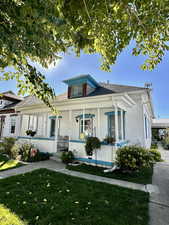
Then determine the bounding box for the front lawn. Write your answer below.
[0,169,149,225]
[0,154,22,172]
[67,163,153,184]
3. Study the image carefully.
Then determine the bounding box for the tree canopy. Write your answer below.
[0,0,169,110]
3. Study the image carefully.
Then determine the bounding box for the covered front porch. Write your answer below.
[18,93,135,167]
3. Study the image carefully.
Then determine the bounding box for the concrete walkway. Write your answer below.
[149,162,169,225]
[0,159,157,193]
[0,160,65,179]
[60,169,156,193]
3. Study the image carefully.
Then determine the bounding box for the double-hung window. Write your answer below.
[144,115,150,139]
[80,118,93,137]
[71,85,83,97]
[108,114,115,139]
[10,116,16,134]
[106,111,126,141]
[28,115,37,131]
[144,116,148,139]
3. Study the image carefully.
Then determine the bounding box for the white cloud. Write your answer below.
[37,59,61,72]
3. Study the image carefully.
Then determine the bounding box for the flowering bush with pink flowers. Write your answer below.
[30,148,38,157]
[18,143,50,162]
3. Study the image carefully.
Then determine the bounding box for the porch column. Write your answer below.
[97,108,100,138]
[36,113,39,134]
[69,110,72,140]
[19,114,23,136]
[120,109,124,140]
[44,113,48,137]
[114,105,119,142]
[54,116,58,153]
[82,108,85,133]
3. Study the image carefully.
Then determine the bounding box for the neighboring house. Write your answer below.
[0,91,23,139]
[16,75,154,167]
[152,119,169,129]
[152,118,169,139]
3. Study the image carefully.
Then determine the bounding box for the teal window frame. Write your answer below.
[105,110,126,140]
[50,118,56,137]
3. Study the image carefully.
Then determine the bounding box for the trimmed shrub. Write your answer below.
[10,144,20,159]
[161,137,169,150]
[151,143,158,149]
[85,137,101,156]
[61,151,74,164]
[116,145,152,171]
[19,143,33,162]
[0,137,16,156]
[38,152,50,161]
[149,149,162,162]
[19,144,50,162]
[29,150,50,162]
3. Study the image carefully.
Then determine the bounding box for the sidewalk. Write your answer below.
[149,162,169,225]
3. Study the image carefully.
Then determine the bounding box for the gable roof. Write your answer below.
[87,82,147,97]
[0,91,23,101]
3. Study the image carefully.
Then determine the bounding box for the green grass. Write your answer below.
[0,154,22,172]
[0,169,149,225]
[67,164,153,184]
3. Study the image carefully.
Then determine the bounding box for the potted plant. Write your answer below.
[26,130,36,137]
[104,136,115,145]
[85,137,101,157]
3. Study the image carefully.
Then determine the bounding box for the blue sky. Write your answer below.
[0,44,169,118]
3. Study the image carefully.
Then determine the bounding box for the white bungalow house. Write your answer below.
[0,91,23,139]
[16,75,154,167]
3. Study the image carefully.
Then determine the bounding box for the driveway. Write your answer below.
[158,142,169,163]
[149,162,169,225]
